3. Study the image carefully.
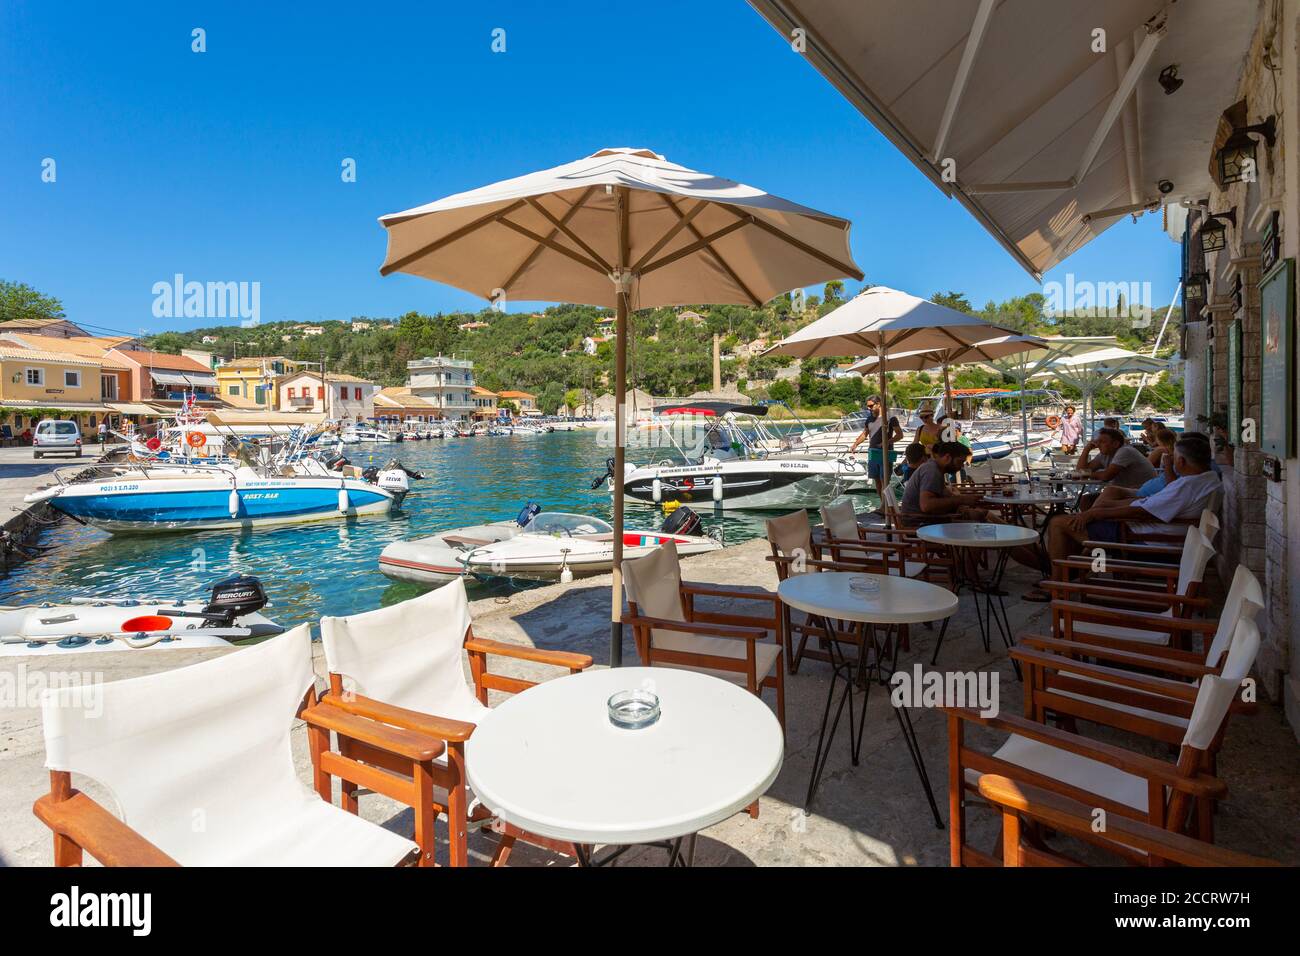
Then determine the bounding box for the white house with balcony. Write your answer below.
[407,355,477,422]
[276,371,377,421]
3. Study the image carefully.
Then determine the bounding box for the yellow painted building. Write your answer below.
[215,356,306,408]
[0,344,110,432]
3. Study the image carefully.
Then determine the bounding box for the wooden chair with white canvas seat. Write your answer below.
[946,616,1260,866]
[623,538,785,733]
[34,625,423,867]
[313,581,592,867]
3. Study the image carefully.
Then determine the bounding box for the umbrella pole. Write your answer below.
[877,342,889,499]
[610,188,630,668]
[942,362,953,427]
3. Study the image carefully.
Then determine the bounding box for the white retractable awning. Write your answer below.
[149,369,219,388]
[747,0,1264,278]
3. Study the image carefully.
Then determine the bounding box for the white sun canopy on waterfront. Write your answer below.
[378,147,861,309]
[1028,344,1169,426]
[377,146,863,665]
[766,286,1022,460]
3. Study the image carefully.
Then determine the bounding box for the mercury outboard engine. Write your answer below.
[517,501,543,526]
[199,574,268,627]
[659,506,702,537]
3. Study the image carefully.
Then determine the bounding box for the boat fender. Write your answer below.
[559,548,573,584]
[652,478,662,502]
[228,488,240,518]
[712,475,723,501]
[338,482,350,513]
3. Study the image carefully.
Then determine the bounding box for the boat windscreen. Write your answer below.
[524,513,613,536]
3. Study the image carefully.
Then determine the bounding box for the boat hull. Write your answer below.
[618,460,844,510]
[35,476,394,533]
[0,601,282,656]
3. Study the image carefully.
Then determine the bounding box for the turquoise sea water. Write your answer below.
[1,431,868,631]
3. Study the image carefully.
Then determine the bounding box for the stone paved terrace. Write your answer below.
[2,538,1297,867]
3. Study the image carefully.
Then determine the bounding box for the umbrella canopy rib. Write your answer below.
[496,217,608,276]
[630,198,708,273]
[499,186,598,294]
[639,218,752,277]
[652,194,762,308]
[523,195,612,274]
[379,200,527,276]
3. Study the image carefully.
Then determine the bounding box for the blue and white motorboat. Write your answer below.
[25,459,405,534]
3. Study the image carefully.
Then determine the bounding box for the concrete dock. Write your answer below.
[2,538,1297,867]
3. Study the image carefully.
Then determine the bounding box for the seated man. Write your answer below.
[1075,427,1155,498]
[900,440,990,523]
[1024,435,1221,599]
[898,441,927,483]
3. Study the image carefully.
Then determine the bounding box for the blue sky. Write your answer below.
[1,0,1181,336]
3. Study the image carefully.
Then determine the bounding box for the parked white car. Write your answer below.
[32,419,82,459]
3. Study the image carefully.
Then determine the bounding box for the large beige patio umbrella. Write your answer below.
[378,147,862,665]
[1028,345,1169,433]
[766,287,1020,467]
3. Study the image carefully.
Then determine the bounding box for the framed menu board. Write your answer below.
[1260,257,1295,457]
[1228,320,1242,442]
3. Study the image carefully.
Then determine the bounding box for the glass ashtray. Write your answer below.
[848,575,882,596]
[608,689,661,730]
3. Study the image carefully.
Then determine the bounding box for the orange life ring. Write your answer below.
[1045,415,1061,429]
[186,431,207,449]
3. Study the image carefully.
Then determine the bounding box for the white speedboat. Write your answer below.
[0,576,283,656]
[348,425,398,442]
[606,402,862,510]
[379,504,721,586]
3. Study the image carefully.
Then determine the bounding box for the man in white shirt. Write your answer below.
[1021,435,1220,600]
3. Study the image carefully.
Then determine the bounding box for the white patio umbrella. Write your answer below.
[1028,346,1169,434]
[974,335,1118,462]
[766,287,1020,467]
[847,332,1045,423]
[378,147,862,665]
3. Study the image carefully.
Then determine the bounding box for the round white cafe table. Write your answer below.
[465,666,783,849]
[777,570,960,625]
[981,491,1074,507]
[915,523,1034,674]
[915,522,1039,548]
[777,571,954,824]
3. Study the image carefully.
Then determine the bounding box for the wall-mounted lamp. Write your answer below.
[1184,271,1209,301]
[1217,115,1276,184]
[1157,65,1183,95]
[1198,208,1237,254]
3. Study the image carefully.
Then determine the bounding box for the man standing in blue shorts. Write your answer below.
[848,394,903,495]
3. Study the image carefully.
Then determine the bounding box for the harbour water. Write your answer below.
[2,431,868,631]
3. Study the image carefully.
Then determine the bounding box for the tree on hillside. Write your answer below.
[931,291,974,314]
[823,280,846,304]
[0,280,65,323]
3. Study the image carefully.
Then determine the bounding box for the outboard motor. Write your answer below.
[199,575,268,627]
[361,465,381,483]
[375,467,411,504]
[659,506,702,537]
[516,501,543,527]
[590,457,616,490]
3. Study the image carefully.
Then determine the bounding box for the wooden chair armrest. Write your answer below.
[976,776,1278,867]
[463,637,592,672]
[318,690,476,742]
[1080,540,1181,556]
[1010,649,1200,702]
[943,707,1226,797]
[34,791,180,867]
[1042,581,1208,609]
[681,582,779,605]
[303,701,446,762]
[1052,559,1179,579]
[1016,634,1213,675]
[623,614,767,642]
[1049,599,1216,628]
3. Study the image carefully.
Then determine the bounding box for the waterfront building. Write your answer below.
[374,386,440,424]
[497,389,539,417]
[109,348,219,405]
[216,355,307,408]
[277,370,377,421]
[0,343,113,432]
[471,385,499,421]
[407,355,476,422]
